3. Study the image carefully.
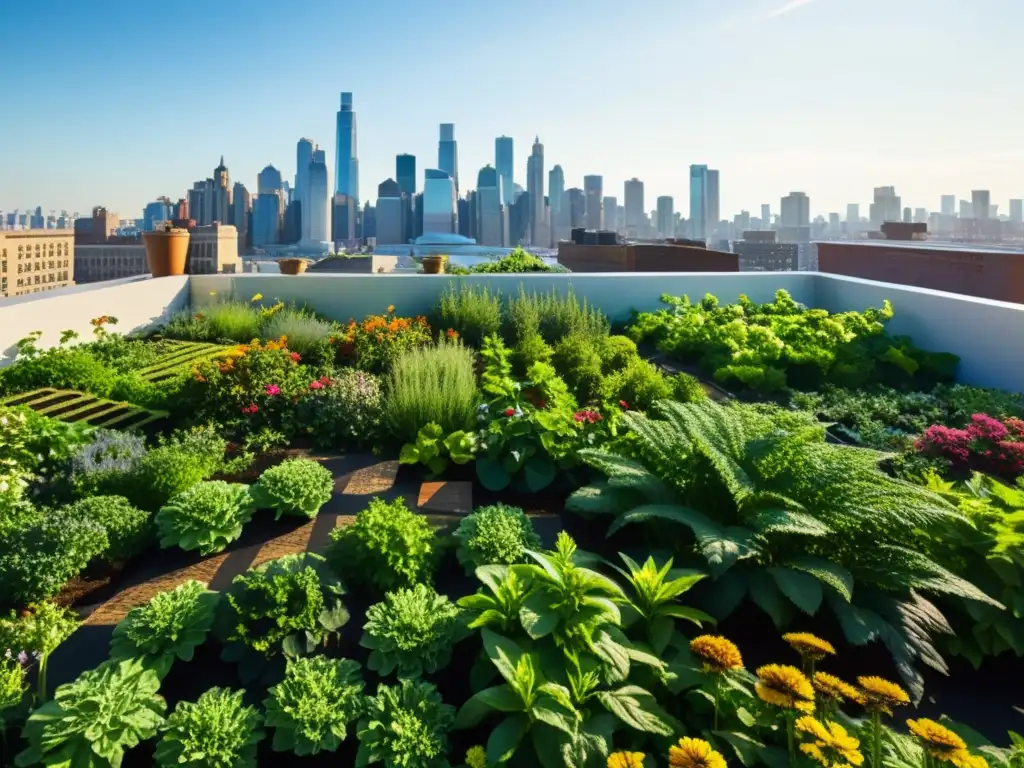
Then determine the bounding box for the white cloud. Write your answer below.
[766,0,822,18]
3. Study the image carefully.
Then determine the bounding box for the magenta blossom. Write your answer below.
[309,380,324,391]
[265,384,281,396]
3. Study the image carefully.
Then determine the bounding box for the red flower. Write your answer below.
[573,409,602,424]
[265,384,281,396]
[309,380,324,390]
[290,352,301,362]
[241,403,259,415]
[504,408,516,417]
[619,400,630,410]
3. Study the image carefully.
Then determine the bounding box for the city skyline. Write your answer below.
[2,0,1022,217]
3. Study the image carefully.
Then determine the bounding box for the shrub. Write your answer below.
[155,688,264,768]
[327,497,437,594]
[334,308,433,373]
[216,554,348,679]
[599,334,640,371]
[382,342,478,444]
[504,286,542,344]
[125,426,226,510]
[264,656,365,756]
[0,346,116,397]
[470,247,553,273]
[356,680,455,768]
[205,301,263,341]
[552,332,606,403]
[262,307,336,363]
[434,284,503,348]
[361,584,467,679]
[0,658,26,732]
[510,332,553,378]
[670,372,709,403]
[154,481,255,555]
[67,429,148,497]
[535,288,610,344]
[602,357,672,412]
[293,369,383,448]
[16,659,166,768]
[0,509,108,607]
[109,580,219,678]
[251,458,334,520]
[916,414,1024,479]
[453,504,540,573]
[63,495,152,562]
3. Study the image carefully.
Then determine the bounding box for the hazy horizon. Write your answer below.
[2,0,1021,219]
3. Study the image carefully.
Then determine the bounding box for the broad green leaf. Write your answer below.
[482,629,527,685]
[519,592,560,639]
[454,685,522,729]
[595,685,676,736]
[748,574,786,627]
[660,604,716,627]
[786,556,854,602]
[486,713,530,765]
[532,701,577,735]
[769,566,823,615]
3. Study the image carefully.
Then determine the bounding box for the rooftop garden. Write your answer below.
[0,282,1022,767]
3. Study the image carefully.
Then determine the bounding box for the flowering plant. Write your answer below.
[916,413,1024,479]
[332,307,432,373]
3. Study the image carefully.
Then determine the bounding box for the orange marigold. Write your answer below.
[690,635,743,673]
[607,752,646,768]
[907,719,966,758]
[668,737,727,768]
[813,672,865,706]
[755,664,815,714]
[783,632,836,661]
[857,676,910,715]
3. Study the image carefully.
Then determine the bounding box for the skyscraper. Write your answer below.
[295,139,313,204]
[870,186,901,228]
[941,195,956,217]
[396,154,416,197]
[258,164,283,195]
[438,124,459,194]
[706,169,720,235]
[334,93,358,200]
[548,165,564,217]
[689,165,709,240]
[495,136,514,206]
[1010,199,1023,223]
[583,175,603,229]
[526,137,544,246]
[602,197,618,232]
[971,190,991,220]
[780,192,811,228]
[423,169,456,234]
[212,157,231,225]
[656,197,674,238]
[846,203,860,234]
[624,178,644,235]
[232,182,250,252]
[375,179,404,245]
[304,148,330,246]
[761,204,771,228]
[566,189,586,229]
[476,165,506,247]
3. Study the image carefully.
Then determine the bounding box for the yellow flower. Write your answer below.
[783,632,836,661]
[669,737,727,768]
[857,676,910,715]
[813,672,865,706]
[755,664,815,713]
[209,290,216,296]
[386,304,396,314]
[690,635,743,673]
[946,750,989,768]
[466,745,488,768]
[608,752,646,768]
[250,293,264,302]
[797,716,864,767]
[907,719,967,758]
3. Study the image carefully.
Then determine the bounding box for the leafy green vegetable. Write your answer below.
[250,458,334,520]
[264,656,365,756]
[154,687,264,768]
[154,480,255,555]
[453,503,541,573]
[109,579,219,678]
[355,680,455,768]
[0,601,78,701]
[63,495,152,563]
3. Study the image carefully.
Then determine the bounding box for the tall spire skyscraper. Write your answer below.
[334,93,358,200]
[526,137,544,246]
[438,124,459,194]
[495,136,514,206]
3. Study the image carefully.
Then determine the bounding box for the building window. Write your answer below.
[2,260,6,272]
[1,277,6,294]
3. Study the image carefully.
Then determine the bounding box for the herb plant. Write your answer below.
[356,680,456,768]
[293,369,383,448]
[361,584,467,679]
[434,283,503,348]
[250,458,334,520]
[453,503,541,573]
[263,656,365,756]
[109,580,219,678]
[154,688,264,768]
[327,497,438,594]
[0,657,27,733]
[63,495,152,563]
[0,601,78,701]
[15,658,166,768]
[154,481,256,555]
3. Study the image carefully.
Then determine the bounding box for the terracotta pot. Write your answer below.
[422,255,446,274]
[142,228,190,277]
[279,258,309,275]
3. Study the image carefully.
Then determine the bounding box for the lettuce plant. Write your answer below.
[361,584,467,679]
[250,458,334,520]
[216,554,348,682]
[63,495,152,563]
[15,658,166,768]
[453,503,540,573]
[327,497,437,594]
[109,579,219,678]
[264,656,365,756]
[154,688,264,768]
[154,481,255,555]
[355,680,455,768]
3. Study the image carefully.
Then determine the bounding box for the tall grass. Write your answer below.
[205,302,261,341]
[434,283,502,347]
[506,287,609,345]
[262,307,336,357]
[383,341,479,444]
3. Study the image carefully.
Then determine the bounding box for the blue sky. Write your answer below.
[2,0,1021,220]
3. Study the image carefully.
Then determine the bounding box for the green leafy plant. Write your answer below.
[398,422,476,476]
[361,584,468,679]
[453,503,541,573]
[63,495,152,563]
[109,580,219,678]
[216,554,348,682]
[250,458,334,520]
[154,687,264,768]
[470,247,555,274]
[263,656,365,756]
[506,287,609,345]
[0,601,78,701]
[434,283,503,348]
[327,497,438,594]
[15,658,166,768]
[355,680,456,768]
[293,369,383,448]
[0,657,27,734]
[154,481,256,555]
[600,357,671,412]
[552,333,606,404]
[511,332,554,378]
[123,425,227,511]
[262,306,336,362]
[598,335,640,372]
[382,341,479,444]
[457,565,532,635]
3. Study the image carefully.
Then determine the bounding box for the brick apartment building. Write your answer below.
[557,231,737,272]
[0,230,75,298]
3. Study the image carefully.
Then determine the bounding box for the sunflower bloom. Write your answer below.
[690,635,743,673]
[783,633,837,662]
[796,716,864,767]
[907,719,967,759]
[608,752,646,768]
[465,746,488,768]
[813,672,866,706]
[668,737,727,768]
[857,676,910,715]
[755,664,816,713]
[947,750,989,768]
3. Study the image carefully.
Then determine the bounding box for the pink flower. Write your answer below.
[619,400,630,410]
[309,380,324,390]
[573,409,602,425]
[290,352,301,362]
[241,403,259,415]
[265,384,281,396]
